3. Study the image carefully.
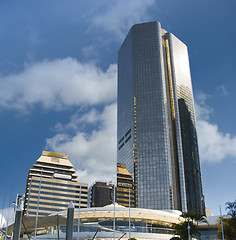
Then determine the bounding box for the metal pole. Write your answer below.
[12,206,22,240]
[92,228,100,240]
[26,181,32,216]
[13,194,19,222]
[128,187,130,240]
[12,193,21,239]
[78,185,81,235]
[118,233,126,240]
[34,170,42,239]
[57,214,59,240]
[66,202,74,240]
[4,220,8,240]
[187,222,190,240]
[220,205,225,240]
[113,183,116,240]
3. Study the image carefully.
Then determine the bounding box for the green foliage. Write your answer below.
[181,211,197,220]
[172,221,199,240]
[218,200,236,240]
[218,217,236,240]
[172,211,207,239]
[226,200,236,218]
[181,211,208,225]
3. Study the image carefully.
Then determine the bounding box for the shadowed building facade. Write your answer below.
[23,151,88,216]
[117,21,205,213]
[90,182,114,207]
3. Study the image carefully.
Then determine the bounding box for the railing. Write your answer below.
[98,225,175,234]
[57,224,174,235]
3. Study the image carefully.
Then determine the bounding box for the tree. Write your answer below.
[226,201,236,219]
[172,211,208,239]
[181,211,208,225]
[172,220,199,240]
[218,200,236,240]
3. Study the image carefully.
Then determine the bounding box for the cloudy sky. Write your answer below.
[0,0,235,219]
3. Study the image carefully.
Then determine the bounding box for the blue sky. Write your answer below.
[0,0,235,219]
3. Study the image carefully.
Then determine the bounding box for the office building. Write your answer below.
[117,21,205,213]
[116,163,135,207]
[90,181,114,207]
[23,151,88,216]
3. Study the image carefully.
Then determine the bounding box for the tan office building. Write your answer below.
[117,163,135,207]
[23,151,88,216]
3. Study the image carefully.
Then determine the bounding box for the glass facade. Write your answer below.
[167,33,205,213]
[117,22,205,213]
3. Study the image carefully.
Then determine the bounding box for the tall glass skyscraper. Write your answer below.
[117,21,205,213]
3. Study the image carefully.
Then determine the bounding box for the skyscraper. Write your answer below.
[24,151,88,216]
[117,21,205,213]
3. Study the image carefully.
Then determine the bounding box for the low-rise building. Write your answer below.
[90,181,114,207]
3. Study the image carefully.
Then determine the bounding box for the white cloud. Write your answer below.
[54,108,102,132]
[91,0,155,39]
[195,91,212,121]
[0,58,117,112]
[46,103,117,186]
[82,45,99,60]
[195,93,236,163]
[197,120,236,163]
[217,85,229,96]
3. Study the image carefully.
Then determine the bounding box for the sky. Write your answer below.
[0,0,235,221]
